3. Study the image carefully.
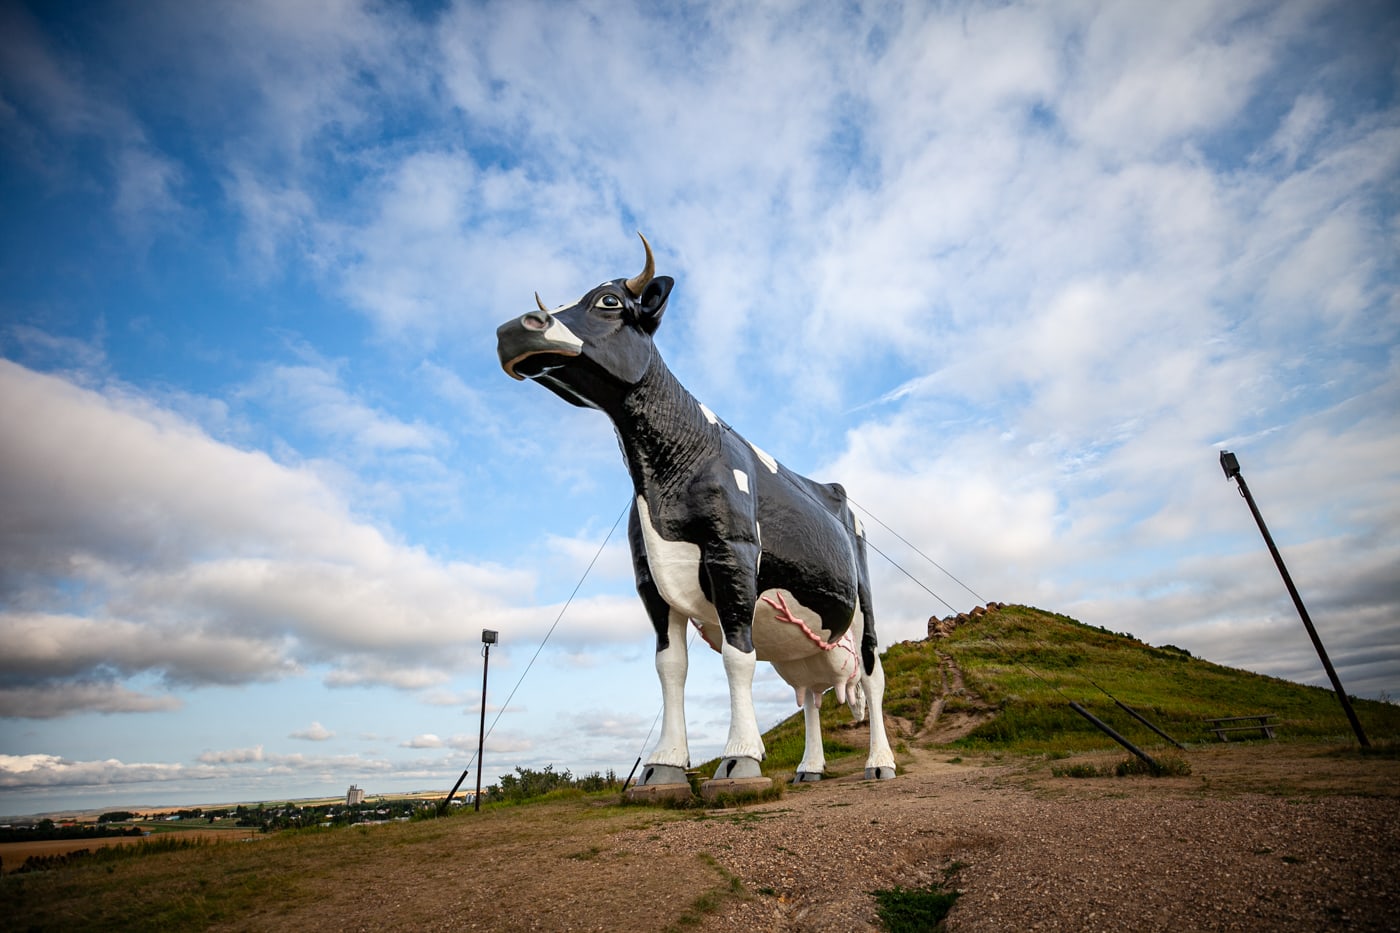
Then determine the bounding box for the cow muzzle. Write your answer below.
[496,309,584,380]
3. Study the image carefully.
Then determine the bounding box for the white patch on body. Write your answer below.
[748,441,778,473]
[733,468,750,494]
[635,496,717,625]
[699,402,719,425]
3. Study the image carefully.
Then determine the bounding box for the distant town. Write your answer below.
[0,785,476,873]
[3,786,465,839]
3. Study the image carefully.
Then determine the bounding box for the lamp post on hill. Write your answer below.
[438,628,501,815]
[1219,450,1369,747]
[475,629,498,811]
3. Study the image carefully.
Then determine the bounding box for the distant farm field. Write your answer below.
[1,827,259,873]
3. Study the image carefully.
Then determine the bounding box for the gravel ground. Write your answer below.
[617,746,1400,932]
[204,737,1397,932]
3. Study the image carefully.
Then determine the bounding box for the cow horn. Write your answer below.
[535,291,549,314]
[624,232,655,297]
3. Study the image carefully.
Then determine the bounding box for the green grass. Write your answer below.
[871,882,960,931]
[1050,754,1192,779]
[881,605,1400,754]
[703,604,1398,781]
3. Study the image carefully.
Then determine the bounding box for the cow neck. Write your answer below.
[612,355,721,500]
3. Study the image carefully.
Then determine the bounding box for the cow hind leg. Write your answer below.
[862,652,897,780]
[794,688,825,782]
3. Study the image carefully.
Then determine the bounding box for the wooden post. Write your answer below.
[1069,702,1161,773]
[1113,699,1185,750]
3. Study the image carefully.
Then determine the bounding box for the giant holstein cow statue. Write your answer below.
[496,235,896,793]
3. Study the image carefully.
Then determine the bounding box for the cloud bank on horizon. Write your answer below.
[1,0,1397,812]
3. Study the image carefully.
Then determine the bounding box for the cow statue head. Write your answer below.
[497,234,675,411]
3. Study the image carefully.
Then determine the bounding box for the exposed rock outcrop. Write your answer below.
[926,601,1005,639]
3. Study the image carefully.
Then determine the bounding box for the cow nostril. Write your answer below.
[522,310,550,331]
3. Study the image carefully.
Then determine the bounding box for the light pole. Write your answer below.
[1219,450,1369,747]
[475,629,498,811]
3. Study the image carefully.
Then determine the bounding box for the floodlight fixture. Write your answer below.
[1219,450,1240,481]
[482,629,498,645]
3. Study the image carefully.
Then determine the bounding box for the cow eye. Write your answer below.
[595,294,623,310]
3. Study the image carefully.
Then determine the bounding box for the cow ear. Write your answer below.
[635,276,674,334]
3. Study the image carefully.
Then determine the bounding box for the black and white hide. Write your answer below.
[496,235,896,786]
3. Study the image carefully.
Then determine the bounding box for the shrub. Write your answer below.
[1051,763,1101,778]
[871,883,960,932]
[1114,754,1192,777]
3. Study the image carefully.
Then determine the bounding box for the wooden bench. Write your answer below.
[1205,714,1278,741]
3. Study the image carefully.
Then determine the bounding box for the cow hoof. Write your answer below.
[636,764,689,787]
[792,771,823,784]
[713,756,763,780]
[864,766,897,780]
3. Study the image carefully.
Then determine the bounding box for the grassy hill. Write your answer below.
[747,603,1400,775]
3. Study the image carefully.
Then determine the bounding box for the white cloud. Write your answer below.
[0,681,182,720]
[0,612,297,686]
[242,355,446,454]
[197,746,265,765]
[401,734,443,749]
[1056,0,1290,159]
[0,753,210,790]
[289,722,334,742]
[0,361,567,716]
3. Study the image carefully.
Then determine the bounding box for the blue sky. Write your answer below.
[2,0,1397,816]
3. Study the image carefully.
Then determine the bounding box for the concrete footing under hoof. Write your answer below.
[700,775,772,803]
[624,782,694,804]
[864,766,897,780]
[792,771,822,784]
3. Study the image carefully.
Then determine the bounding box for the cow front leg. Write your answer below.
[639,610,691,786]
[794,688,825,782]
[861,652,897,780]
[700,535,766,780]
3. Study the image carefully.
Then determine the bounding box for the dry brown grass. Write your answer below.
[3,740,1398,932]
